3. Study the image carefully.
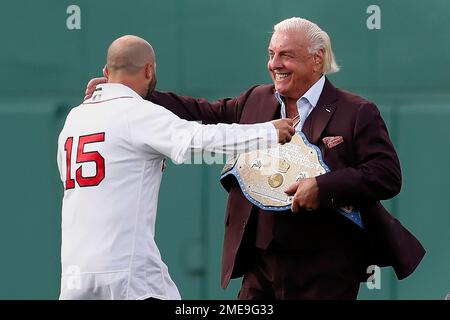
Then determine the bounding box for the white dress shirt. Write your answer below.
[276,75,325,131]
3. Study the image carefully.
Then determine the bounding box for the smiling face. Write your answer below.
[268,31,323,104]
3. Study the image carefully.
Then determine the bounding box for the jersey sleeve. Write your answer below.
[127,100,278,164]
[189,122,278,156]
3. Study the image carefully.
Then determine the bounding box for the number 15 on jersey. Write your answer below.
[63,132,106,190]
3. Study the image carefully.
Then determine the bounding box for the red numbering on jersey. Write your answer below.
[64,137,75,189]
[64,133,105,189]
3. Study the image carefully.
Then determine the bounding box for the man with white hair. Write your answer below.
[86,18,424,300]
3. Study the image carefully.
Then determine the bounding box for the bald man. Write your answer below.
[57,35,294,300]
[104,35,157,97]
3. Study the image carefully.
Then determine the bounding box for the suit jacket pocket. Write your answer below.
[323,141,348,170]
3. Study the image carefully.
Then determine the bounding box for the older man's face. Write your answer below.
[268,31,318,101]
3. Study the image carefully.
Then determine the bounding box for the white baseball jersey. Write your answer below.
[57,83,277,300]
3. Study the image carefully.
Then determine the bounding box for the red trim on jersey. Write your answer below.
[83,96,134,105]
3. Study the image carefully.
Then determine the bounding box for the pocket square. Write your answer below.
[322,136,344,149]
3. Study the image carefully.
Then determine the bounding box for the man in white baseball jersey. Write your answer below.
[57,35,294,300]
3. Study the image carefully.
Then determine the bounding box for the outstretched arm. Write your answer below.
[84,76,245,124]
[127,100,294,164]
[149,91,241,124]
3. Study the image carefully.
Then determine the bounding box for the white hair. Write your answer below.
[273,17,340,74]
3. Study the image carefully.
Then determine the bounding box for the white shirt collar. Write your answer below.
[302,75,325,108]
[275,75,325,116]
[84,83,143,103]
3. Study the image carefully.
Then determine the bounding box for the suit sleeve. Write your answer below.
[148,87,258,124]
[315,102,402,208]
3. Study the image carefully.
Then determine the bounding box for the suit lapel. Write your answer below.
[260,92,281,122]
[305,78,339,145]
[240,86,281,123]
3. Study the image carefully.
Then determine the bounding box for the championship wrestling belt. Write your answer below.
[220,131,364,229]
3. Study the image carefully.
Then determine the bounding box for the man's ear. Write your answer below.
[145,63,154,79]
[103,65,109,78]
[314,49,324,73]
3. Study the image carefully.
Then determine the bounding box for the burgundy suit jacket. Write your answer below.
[150,78,425,289]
